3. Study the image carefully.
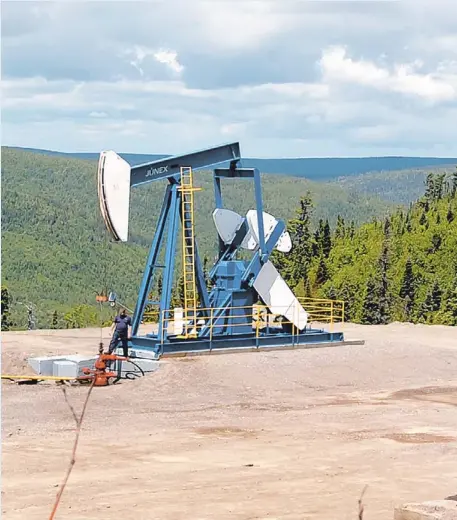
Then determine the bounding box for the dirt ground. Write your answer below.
[2,322,457,519]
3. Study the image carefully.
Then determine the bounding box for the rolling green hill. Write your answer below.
[331,166,454,205]
[8,146,457,181]
[2,146,456,330]
[2,146,399,328]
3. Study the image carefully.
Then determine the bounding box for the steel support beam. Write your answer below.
[157,185,181,351]
[132,184,172,335]
[214,168,255,179]
[131,142,241,187]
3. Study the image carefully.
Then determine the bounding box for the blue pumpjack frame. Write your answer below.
[126,143,349,358]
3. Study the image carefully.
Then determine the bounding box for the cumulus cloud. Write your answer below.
[1,0,457,157]
[320,46,456,102]
[153,49,184,75]
[121,46,184,77]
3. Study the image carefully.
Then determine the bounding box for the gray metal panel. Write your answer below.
[131,142,241,187]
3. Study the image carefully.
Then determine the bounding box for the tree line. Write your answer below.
[273,170,457,325]
[2,160,456,330]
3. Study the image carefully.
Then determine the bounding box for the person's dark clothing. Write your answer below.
[109,331,129,357]
[109,314,131,357]
[113,315,132,334]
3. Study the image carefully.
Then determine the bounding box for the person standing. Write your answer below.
[108,308,131,357]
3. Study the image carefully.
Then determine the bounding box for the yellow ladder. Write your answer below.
[179,167,201,338]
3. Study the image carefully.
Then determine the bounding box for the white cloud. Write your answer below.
[3,72,456,157]
[1,0,457,156]
[192,0,298,52]
[153,49,184,75]
[320,45,456,102]
[121,45,184,77]
[89,111,108,118]
[220,122,250,136]
[123,46,155,77]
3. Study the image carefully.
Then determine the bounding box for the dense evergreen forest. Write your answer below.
[273,170,457,325]
[1,146,456,329]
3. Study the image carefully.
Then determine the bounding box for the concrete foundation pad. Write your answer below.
[28,355,97,377]
[52,361,79,378]
[28,355,66,375]
[395,501,457,520]
[161,338,365,358]
[128,349,159,360]
[28,350,159,380]
[116,358,159,374]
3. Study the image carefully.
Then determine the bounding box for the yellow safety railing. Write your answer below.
[298,297,345,330]
[158,297,345,347]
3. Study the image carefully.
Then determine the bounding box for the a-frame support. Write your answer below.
[131,181,210,348]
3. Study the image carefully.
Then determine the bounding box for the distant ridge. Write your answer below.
[5,146,457,181]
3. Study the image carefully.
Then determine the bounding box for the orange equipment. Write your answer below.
[80,344,129,387]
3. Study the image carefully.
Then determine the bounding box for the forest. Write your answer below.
[272,170,457,326]
[1,146,456,329]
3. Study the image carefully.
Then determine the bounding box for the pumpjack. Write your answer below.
[98,141,356,358]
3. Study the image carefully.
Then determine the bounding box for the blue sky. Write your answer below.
[2,0,457,157]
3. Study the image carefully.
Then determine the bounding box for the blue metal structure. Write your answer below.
[117,142,350,358]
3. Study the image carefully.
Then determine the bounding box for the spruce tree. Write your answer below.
[400,259,415,319]
[361,278,381,324]
[339,283,356,322]
[418,281,441,323]
[312,219,324,257]
[322,220,332,258]
[383,217,391,236]
[1,286,13,331]
[447,206,454,223]
[442,285,457,325]
[286,193,313,287]
[434,174,446,200]
[425,173,434,200]
[304,278,312,298]
[316,256,329,286]
[430,280,442,311]
[335,215,345,239]
[51,310,59,329]
[377,244,391,323]
[403,295,414,321]
[431,234,442,252]
[418,290,433,323]
[406,219,412,233]
[452,168,457,198]
[360,244,392,325]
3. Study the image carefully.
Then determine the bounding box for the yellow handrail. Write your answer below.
[156,297,345,344]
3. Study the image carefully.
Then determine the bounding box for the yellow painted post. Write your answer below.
[330,300,334,332]
[342,300,345,332]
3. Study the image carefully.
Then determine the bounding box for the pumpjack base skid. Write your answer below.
[129,328,363,359]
